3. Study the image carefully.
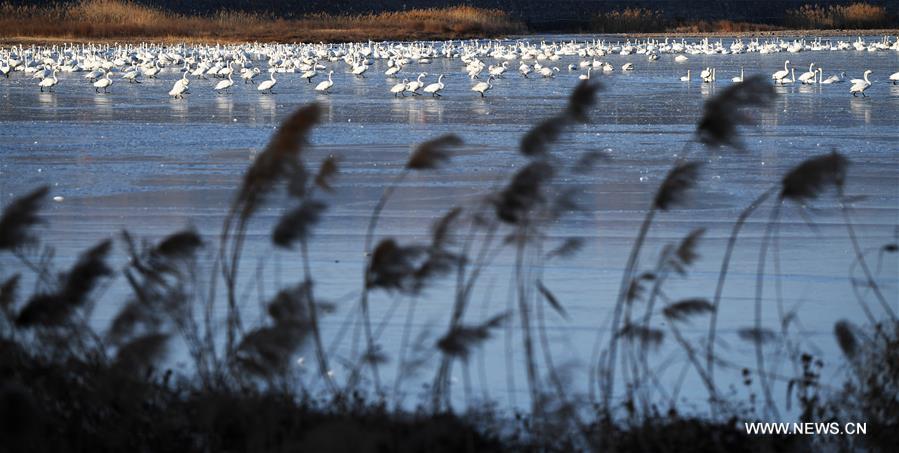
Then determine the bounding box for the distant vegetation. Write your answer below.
[0,0,523,42]
[590,2,894,34]
[785,2,892,29]
[0,0,896,43]
[1,76,897,450]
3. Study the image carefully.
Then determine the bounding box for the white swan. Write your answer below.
[38,69,58,92]
[423,74,445,97]
[257,71,277,93]
[772,60,790,85]
[621,62,634,71]
[471,75,494,97]
[301,68,316,83]
[168,68,190,98]
[821,71,845,84]
[214,71,234,93]
[798,63,817,84]
[731,67,744,83]
[782,67,796,84]
[390,78,408,97]
[144,61,161,79]
[850,70,872,97]
[93,70,112,93]
[890,71,899,85]
[122,66,141,83]
[351,63,368,78]
[241,67,260,84]
[315,70,334,93]
[579,67,591,80]
[405,72,426,95]
[680,70,691,82]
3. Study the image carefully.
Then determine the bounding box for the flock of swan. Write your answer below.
[3,36,899,100]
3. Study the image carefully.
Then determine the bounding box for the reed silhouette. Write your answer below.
[0,78,896,452]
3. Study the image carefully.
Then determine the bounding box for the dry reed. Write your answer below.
[0,1,523,43]
[786,2,893,29]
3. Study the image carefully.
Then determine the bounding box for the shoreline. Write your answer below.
[2,28,898,46]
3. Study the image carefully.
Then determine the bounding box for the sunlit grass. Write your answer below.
[0,1,523,42]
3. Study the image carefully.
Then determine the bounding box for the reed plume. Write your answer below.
[16,239,113,327]
[0,186,48,251]
[313,155,339,193]
[520,81,601,156]
[662,299,714,322]
[654,161,702,211]
[697,75,775,150]
[779,150,848,202]
[436,312,508,360]
[494,161,554,224]
[407,134,462,170]
[114,332,170,375]
[737,327,777,344]
[833,320,858,359]
[272,200,326,249]
[233,283,316,378]
[618,323,664,350]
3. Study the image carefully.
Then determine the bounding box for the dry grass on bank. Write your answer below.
[590,3,894,34]
[591,8,783,34]
[785,2,892,29]
[0,0,524,43]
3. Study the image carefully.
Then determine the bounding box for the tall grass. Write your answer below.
[785,2,893,29]
[0,77,897,450]
[0,1,523,42]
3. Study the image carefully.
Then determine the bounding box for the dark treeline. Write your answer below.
[3,0,897,29]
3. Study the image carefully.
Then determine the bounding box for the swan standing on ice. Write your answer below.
[850,70,872,97]
[423,74,445,97]
[257,71,277,94]
[390,78,408,97]
[315,70,334,93]
[168,69,190,98]
[471,76,494,97]
[772,60,790,85]
[144,61,162,79]
[122,66,141,83]
[518,63,531,78]
[301,68,316,83]
[405,73,426,95]
[93,70,112,93]
[214,71,234,94]
[38,69,58,92]
[890,71,899,85]
[241,67,260,84]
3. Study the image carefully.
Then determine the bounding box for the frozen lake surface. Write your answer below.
[1,35,897,413]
